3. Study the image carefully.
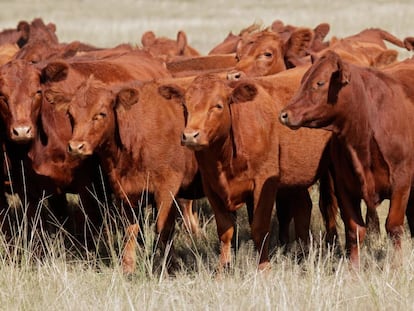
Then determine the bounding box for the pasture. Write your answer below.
[1,0,414,310]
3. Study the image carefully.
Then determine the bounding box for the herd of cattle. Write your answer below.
[0,17,413,273]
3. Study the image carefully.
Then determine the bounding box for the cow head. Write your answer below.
[141,30,200,62]
[67,76,139,157]
[159,74,257,151]
[227,28,314,80]
[0,59,42,143]
[280,50,350,130]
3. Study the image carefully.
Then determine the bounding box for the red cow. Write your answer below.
[208,23,261,55]
[159,71,333,271]
[166,54,238,77]
[227,28,316,79]
[63,76,202,274]
[228,27,409,81]
[141,30,200,62]
[0,51,170,246]
[280,51,414,268]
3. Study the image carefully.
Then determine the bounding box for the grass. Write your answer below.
[0,0,414,309]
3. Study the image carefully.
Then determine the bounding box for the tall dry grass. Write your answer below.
[0,0,414,310]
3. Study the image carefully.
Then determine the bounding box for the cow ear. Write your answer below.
[310,53,319,64]
[338,59,351,84]
[373,50,398,68]
[141,31,156,47]
[62,41,81,58]
[404,37,414,51]
[313,23,330,42]
[158,84,185,102]
[285,28,314,58]
[230,82,258,104]
[177,31,188,54]
[115,87,140,111]
[41,61,69,83]
[16,20,30,47]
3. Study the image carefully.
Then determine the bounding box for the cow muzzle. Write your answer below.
[227,70,245,81]
[181,129,203,150]
[68,140,92,156]
[279,110,301,130]
[11,125,34,143]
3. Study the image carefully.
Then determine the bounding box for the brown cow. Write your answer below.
[141,30,200,62]
[226,28,316,80]
[208,22,261,55]
[228,27,409,81]
[0,51,170,246]
[159,71,332,271]
[63,76,203,274]
[280,51,414,268]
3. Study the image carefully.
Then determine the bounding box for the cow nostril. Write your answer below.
[280,111,288,121]
[12,128,19,136]
[181,133,187,142]
[193,132,199,138]
[78,143,84,150]
[25,127,32,134]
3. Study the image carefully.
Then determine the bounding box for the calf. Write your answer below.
[0,51,170,246]
[141,30,200,62]
[64,76,203,274]
[280,51,414,268]
[159,71,332,270]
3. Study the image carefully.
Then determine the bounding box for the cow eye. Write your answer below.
[264,52,273,58]
[93,112,106,121]
[316,81,325,87]
[215,103,223,110]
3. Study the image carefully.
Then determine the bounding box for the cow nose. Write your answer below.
[12,126,33,141]
[181,130,200,145]
[279,111,289,124]
[68,140,86,155]
[227,70,244,81]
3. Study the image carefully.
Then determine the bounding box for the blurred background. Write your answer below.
[0,0,413,55]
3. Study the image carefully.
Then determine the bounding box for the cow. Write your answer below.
[159,71,333,271]
[141,30,200,62]
[60,75,203,274]
[0,51,171,249]
[279,50,414,268]
[226,28,317,80]
[228,27,409,81]
[166,54,238,77]
[208,23,262,55]
[270,20,330,53]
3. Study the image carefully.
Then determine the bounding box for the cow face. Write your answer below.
[0,59,42,143]
[67,76,139,157]
[159,74,258,151]
[280,50,350,130]
[66,77,115,157]
[227,28,314,81]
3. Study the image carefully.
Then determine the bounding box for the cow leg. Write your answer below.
[206,191,235,271]
[318,171,339,246]
[177,198,199,235]
[292,188,312,244]
[251,182,277,270]
[365,207,380,237]
[386,186,410,261]
[335,188,365,270]
[276,190,294,246]
[121,204,140,275]
[405,191,414,237]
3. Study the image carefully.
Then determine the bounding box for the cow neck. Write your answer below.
[331,70,387,205]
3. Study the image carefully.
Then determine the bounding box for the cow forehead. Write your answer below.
[185,78,228,107]
[0,61,40,95]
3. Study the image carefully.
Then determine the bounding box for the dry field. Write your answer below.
[1,0,414,310]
